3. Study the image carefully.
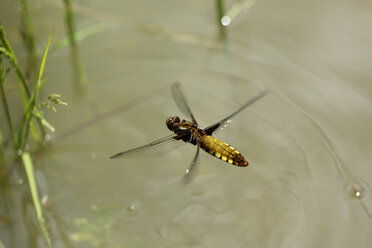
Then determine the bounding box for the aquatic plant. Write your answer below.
[1,25,67,248]
[62,0,87,86]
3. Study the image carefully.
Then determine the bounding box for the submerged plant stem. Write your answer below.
[20,0,38,77]
[215,0,227,40]
[21,152,52,248]
[62,0,87,86]
[63,0,76,46]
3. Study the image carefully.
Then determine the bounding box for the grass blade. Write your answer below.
[0,24,45,142]
[36,29,54,86]
[224,0,257,23]
[21,152,52,248]
[53,23,106,50]
[0,25,31,97]
[17,29,54,149]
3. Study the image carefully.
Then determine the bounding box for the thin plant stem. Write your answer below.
[0,66,17,150]
[62,0,87,86]
[70,45,87,90]
[215,0,227,40]
[63,0,76,46]
[0,136,5,173]
[18,80,41,143]
[20,0,38,77]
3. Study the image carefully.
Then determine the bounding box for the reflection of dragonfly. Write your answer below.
[110,82,268,177]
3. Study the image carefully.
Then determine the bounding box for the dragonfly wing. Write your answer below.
[110,132,188,159]
[182,143,200,184]
[171,82,198,125]
[204,90,269,135]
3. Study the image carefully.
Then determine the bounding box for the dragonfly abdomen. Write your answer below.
[199,135,248,167]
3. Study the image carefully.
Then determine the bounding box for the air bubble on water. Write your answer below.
[44,134,51,142]
[343,179,369,204]
[221,16,231,26]
[123,201,141,217]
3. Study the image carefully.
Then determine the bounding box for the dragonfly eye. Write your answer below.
[166,116,180,131]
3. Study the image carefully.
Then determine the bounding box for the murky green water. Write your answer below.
[1,0,372,247]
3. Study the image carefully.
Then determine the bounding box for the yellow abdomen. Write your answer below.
[199,135,248,167]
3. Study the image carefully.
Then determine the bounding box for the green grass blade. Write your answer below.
[0,25,31,98]
[36,29,54,88]
[53,23,106,50]
[1,24,45,142]
[17,29,54,149]
[21,152,52,248]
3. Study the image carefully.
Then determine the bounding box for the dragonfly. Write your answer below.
[110,82,268,178]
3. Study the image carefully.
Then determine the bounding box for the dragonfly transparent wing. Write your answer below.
[204,90,269,135]
[110,132,188,159]
[182,143,200,184]
[171,82,198,125]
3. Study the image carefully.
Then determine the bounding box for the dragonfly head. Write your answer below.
[166,116,181,131]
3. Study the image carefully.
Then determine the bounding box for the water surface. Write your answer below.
[0,0,371,247]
